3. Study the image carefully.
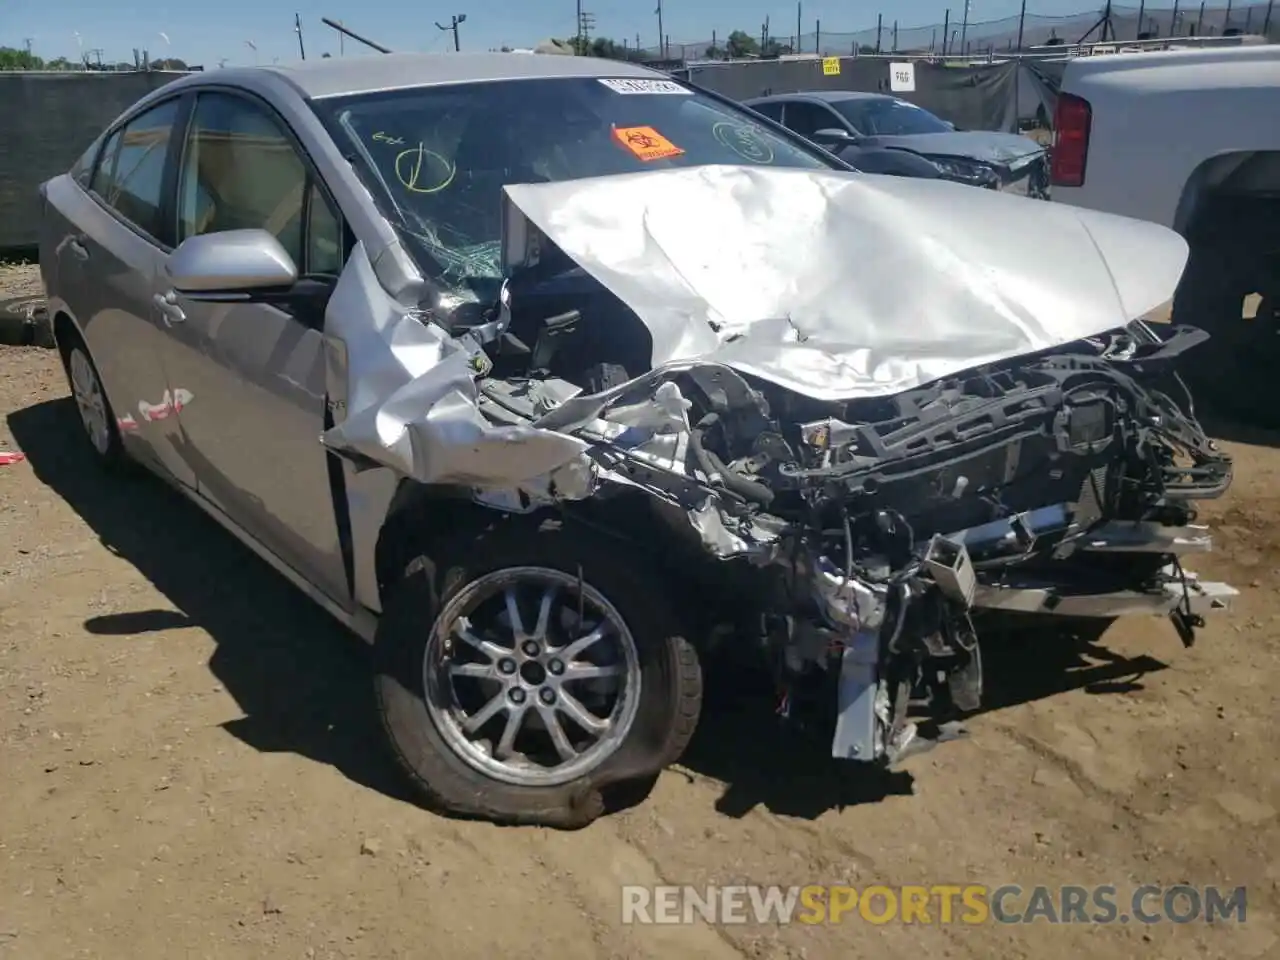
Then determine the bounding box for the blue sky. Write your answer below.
[7,0,1100,66]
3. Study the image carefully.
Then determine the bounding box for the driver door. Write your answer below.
[153,89,352,606]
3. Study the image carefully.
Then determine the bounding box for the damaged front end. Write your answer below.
[460,320,1234,766]
[323,166,1236,771]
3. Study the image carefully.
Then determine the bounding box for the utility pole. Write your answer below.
[796,2,802,54]
[435,14,467,52]
[295,13,306,60]
[656,0,665,57]
[578,10,595,54]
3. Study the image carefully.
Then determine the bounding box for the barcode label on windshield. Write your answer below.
[597,78,690,95]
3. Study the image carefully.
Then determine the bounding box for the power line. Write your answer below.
[578,10,596,52]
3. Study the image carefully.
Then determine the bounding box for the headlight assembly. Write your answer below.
[928,156,1000,188]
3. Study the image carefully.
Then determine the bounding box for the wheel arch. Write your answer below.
[1172,149,1280,239]
[371,479,722,634]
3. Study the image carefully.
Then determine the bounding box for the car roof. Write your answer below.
[195,52,670,100]
[745,90,890,106]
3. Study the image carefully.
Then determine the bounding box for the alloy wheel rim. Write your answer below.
[69,349,111,455]
[423,567,642,787]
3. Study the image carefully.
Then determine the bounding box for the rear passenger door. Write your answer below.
[66,97,196,486]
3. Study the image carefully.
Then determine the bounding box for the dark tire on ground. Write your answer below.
[0,295,55,348]
[56,323,129,469]
[374,516,703,829]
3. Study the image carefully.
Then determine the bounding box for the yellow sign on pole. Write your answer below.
[822,56,841,76]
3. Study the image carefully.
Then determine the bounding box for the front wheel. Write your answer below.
[374,519,702,828]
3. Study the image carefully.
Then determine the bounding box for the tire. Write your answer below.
[59,329,128,468]
[374,517,702,828]
[0,295,55,348]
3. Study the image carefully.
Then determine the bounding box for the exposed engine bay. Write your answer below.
[321,166,1238,769]
[427,264,1236,766]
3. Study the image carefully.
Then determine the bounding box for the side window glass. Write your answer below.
[71,137,101,188]
[785,103,839,139]
[752,102,784,123]
[89,130,122,196]
[177,92,310,267]
[89,99,179,240]
[306,183,344,277]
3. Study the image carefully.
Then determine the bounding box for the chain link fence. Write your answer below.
[646,2,1278,60]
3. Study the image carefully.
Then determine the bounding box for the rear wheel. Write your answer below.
[374,519,702,828]
[60,330,127,468]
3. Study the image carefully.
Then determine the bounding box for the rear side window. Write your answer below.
[750,101,785,123]
[90,99,181,242]
[70,138,100,188]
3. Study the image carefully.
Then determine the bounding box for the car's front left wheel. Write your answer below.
[374,518,703,828]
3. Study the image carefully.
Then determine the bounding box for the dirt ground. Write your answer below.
[1,260,1277,960]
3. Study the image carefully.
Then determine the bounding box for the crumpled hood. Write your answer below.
[502,164,1187,401]
[864,130,1045,168]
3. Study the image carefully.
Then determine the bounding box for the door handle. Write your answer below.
[153,291,186,325]
[68,238,89,261]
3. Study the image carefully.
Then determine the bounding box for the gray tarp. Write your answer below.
[0,72,186,251]
[1022,58,1069,122]
[675,57,1025,133]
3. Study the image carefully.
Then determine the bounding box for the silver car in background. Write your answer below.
[39,53,1235,829]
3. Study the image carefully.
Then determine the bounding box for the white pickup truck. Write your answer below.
[1048,45,1280,422]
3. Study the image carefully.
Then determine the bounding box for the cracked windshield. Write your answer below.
[320,76,833,291]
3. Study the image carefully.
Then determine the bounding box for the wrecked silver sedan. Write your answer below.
[39,53,1234,828]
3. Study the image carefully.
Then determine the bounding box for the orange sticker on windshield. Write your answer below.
[613,126,684,162]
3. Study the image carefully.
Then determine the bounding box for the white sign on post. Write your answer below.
[888,62,916,93]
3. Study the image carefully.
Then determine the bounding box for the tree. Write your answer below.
[724,30,760,59]
[704,43,724,59]
[589,37,646,61]
[0,46,45,70]
[153,57,189,70]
